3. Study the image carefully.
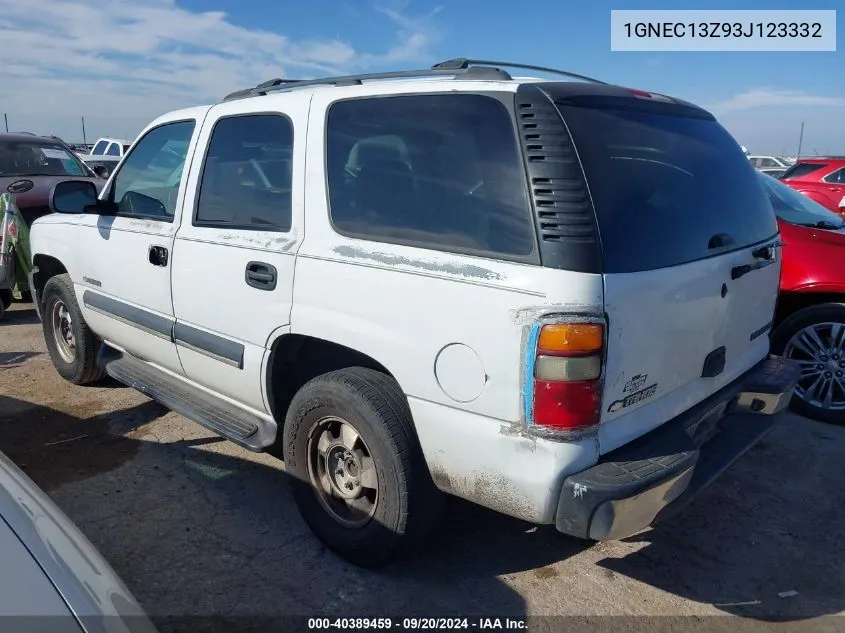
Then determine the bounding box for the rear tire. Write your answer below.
[41,274,105,385]
[771,303,845,424]
[282,367,443,567]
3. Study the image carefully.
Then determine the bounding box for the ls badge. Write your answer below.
[608,382,658,413]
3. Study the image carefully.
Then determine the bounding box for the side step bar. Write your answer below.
[99,345,278,452]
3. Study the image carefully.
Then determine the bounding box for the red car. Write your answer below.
[762,171,845,423]
[779,157,845,214]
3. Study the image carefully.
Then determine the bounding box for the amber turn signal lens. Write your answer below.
[538,323,603,354]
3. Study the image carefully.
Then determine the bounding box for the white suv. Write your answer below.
[28,59,799,567]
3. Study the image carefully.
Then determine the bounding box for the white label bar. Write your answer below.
[610,10,836,51]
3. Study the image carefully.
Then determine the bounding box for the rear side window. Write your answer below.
[325,93,536,260]
[782,163,828,179]
[195,114,293,231]
[823,167,845,184]
[106,143,121,156]
[92,140,108,155]
[557,104,778,273]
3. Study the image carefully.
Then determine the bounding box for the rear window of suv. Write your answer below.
[781,163,828,180]
[557,103,778,273]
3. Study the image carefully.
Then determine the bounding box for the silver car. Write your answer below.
[0,450,156,633]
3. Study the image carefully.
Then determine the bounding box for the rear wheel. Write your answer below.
[41,274,104,385]
[282,367,443,567]
[772,303,845,424]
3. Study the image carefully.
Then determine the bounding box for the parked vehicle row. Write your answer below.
[27,58,801,569]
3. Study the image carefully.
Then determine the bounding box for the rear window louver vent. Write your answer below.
[515,85,601,273]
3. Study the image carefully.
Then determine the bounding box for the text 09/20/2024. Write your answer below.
[307,618,528,630]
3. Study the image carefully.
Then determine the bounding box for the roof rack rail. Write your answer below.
[432,58,607,85]
[223,65,512,101]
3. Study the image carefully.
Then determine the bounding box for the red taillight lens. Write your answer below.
[528,321,604,433]
[533,379,601,430]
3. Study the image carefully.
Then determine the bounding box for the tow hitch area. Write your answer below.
[555,355,800,541]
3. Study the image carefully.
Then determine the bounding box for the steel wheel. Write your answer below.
[783,321,845,412]
[50,299,76,364]
[307,416,378,529]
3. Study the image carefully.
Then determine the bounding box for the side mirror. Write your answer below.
[92,164,109,179]
[50,180,99,214]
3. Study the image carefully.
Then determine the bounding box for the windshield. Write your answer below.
[0,140,89,177]
[758,172,845,228]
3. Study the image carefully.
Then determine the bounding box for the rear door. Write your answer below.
[557,100,781,453]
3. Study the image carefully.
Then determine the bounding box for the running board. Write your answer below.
[99,345,277,452]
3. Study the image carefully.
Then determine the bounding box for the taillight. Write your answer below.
[525,320,604,434]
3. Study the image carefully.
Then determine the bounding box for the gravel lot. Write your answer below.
[1,302,843,633]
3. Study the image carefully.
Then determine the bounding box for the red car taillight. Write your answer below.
[525,321,604,434]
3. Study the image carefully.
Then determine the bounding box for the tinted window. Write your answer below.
[122,144,132,153]
[823,168,845,184]
[106,143,121,156]
[326,94,535,259]
[758,172,844,229]
[92,140,108,155]
[556,103,778,273]
[0,140,88,177]
[195,114,293,231]
[782,163,827,179]
[761,158,777,168]
[111,120,195,221]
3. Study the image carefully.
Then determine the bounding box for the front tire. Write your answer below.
[282,367,442,567]
[41,274,104,385]
[771,303,845,424]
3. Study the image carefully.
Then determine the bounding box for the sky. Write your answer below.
[0,0,841,156]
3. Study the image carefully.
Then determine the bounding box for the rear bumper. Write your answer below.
[555,354,800,540]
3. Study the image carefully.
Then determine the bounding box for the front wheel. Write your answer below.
[282,367,443,567]
[41,274,104,385]
[771,303,845,424]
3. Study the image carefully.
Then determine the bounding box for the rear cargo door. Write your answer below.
[557,100,781,453]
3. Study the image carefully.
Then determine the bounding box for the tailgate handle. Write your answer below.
[732,240,781,280]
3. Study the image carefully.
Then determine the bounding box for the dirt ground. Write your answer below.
[1,302,844,633]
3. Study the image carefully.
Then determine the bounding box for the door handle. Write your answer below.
[245,261,277,291]
[148,245,168,267]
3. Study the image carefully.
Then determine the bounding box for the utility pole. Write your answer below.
[81,116,87,145]
[796,121,805,158]
[3,113,7,133]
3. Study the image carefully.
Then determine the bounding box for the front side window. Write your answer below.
[194,114,293,231]
[92,140,109,155]
[325,93,536,260]
[111,120,195,221]
[0,140,88,177]
[106,143,121,157]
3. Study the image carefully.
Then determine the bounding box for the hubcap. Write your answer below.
[307,416,378,528]
[784,321,845,411]
[50,300,76,364]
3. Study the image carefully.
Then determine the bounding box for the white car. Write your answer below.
[749,155,792,170]
[0,450,156,632]
[28,58,800,567]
